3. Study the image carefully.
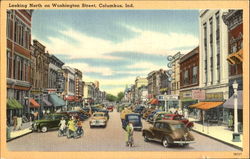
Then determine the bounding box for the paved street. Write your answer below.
[7,109,239,151]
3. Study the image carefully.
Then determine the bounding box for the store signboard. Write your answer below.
[166,95,179,100]
[192,90,205,100]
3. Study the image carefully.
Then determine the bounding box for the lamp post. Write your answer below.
[232,80,240,142]
[164,92,167,112]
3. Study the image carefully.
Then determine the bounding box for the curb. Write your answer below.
[191,129,243,151]
[7,130,33,142]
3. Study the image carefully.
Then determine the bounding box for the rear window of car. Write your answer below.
[128,115,139,120]
[170,124,185,130]
[94,114,104,117]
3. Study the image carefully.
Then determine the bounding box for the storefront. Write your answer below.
[49,93,66,111]
[179,91,198,109]
[7,98,24,125]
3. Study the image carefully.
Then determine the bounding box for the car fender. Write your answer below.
[142,129,154,138]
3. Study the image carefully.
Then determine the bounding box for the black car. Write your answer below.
[122,113,142,131]
[97,109,109,120]
[134,106,145,114]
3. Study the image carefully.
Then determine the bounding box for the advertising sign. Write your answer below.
[192,90,205,100]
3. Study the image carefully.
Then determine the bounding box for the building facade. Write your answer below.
[222,10,243,126]
[179,46,199,109]
[74,68,83,103]
[62,66,75,104]
[198,9,229,123]
[134,76,148,104]
[6,10,33,124]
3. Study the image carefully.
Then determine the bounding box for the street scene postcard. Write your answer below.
[0,0,249,159]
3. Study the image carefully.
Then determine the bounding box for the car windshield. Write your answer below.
[94,114,103,117]
[128,115,139,121]
[170,124,185,130]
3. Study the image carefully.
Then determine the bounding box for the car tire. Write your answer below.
[41,126,48,133]
[162,137,170,148]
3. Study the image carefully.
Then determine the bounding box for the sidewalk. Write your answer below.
[189,117,243,150]
[7,122,33,142]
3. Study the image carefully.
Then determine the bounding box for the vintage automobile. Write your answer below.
[122,113,142,131]
[97,109,109,120]
[146,110,162,122]
[142,108,155,119]
[32,113,69,133]
[162,114,194,129]
[133,105,145,114]
[142,120,195,147]
[89,112,108,128]
[150,111,169,123]
[106,106,114,112]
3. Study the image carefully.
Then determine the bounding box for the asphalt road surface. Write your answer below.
[7,109,239,151]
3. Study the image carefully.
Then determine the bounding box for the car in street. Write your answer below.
[142,108,155,119]
[146,110,162,122]
[142,120,195,147]
[97,109,109,120]
[150,111,170,123]
[122,113,142,131]
[106,106,114,112]
[32,113,69,133]
[90,107,100,113]
[133,105,145,114]
[89,112,108,128]
[162,114,194,129]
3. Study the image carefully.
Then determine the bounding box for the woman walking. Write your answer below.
[126,122,134,147]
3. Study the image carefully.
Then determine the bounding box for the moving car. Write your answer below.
[97,109,109,120]
[106,106,114,112]
[122,113,142,131]
[89,112,108,128]
[32,113,69,133]
[142,120,195,147]
[162,114,194,129]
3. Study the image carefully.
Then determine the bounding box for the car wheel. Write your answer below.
[143,134,150,142]
[41,126,48,133]
[162,137,170,148]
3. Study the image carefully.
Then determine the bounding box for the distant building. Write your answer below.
[74,68,83,103]
[134,76,148,104]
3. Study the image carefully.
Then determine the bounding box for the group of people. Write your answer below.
[58,116,83,138]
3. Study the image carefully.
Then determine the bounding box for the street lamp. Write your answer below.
[232,80,240,142]
[164,92,167,112]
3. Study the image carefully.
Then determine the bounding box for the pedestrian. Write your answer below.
[67,117,76,138]
[16,115,22,130]
[46,109,50,114]
[126,122,134,147]
[184,108,189,119]
[13,115,17,131]
[34,111,38,120]
[178,108,183,115]
[58,117,67,134]
[228,112,233,130]
[76,118,83,135]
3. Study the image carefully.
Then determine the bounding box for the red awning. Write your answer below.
[64,96,75,102]
[150,98,159,105]
[29,98,40,108]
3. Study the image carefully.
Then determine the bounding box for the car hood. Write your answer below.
[91,117,106,120]
[34,119,52,123]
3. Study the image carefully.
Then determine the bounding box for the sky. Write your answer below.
[32,10,199,96]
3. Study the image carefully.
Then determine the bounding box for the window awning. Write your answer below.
[223,91,242,109]
[194,102,224,110]
[43,97,52,106]
[7,98,23,109]
[49,93,66,107]
[189,102,206,108]
[29,98,40,108]
[150,98,159,105]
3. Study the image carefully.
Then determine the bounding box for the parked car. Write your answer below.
[142,120,195,147]
[97,109,109,120]
[89,112,108,128]
[66,110,89,121]
[122,113,142,131]
[133,106,145,114]
[32,113,69,133]
[142,108,155,119]
[146,110,162,122]
[151,111,169,123]
[90,107,100,113]
[161,114,194,129]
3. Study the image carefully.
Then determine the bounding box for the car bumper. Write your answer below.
[133,126,142,130]
[173,141,195,144]
[90,121,106,126]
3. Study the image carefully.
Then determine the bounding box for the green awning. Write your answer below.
[7,98,23,109]
[48,93,65,107]
[181,99,198,102]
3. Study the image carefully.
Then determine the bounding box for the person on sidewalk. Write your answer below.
[16,115,22,130]
[228,113,233,130]
[13,115,17,131]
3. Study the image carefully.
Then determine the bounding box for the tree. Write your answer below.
[106,94,117,102]
[117,92,124,102]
